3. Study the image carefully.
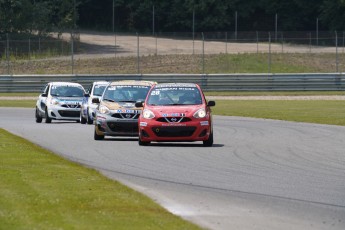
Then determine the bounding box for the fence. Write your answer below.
[0,73,344,93]
[1,31,345,75]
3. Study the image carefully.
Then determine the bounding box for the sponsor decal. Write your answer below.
[116,109,138,113]
[161,123,187,127]
[161,113,186,117]
[140,122,147,127]
[200,121,209,126]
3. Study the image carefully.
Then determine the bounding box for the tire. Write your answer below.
[35,107,42,123]
[94,128,104,140]
[45,107,52,123]
[138,135,150,146]
[80,111,86,124]
[203,131,213,147]
[87,109,93,125]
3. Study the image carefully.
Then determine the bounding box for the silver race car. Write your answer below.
[35,82,85,123]
[80,81,108,124]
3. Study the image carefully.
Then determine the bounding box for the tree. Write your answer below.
[320,0,345,31]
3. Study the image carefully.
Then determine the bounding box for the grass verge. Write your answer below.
[213,100,345,126]
[0,100,35,107]
[1,99,345,126]
[0,129,200,230]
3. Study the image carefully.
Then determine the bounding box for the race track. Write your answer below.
[1,108,345,230]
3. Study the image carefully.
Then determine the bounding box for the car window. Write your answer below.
[93,85,107,96]
[103,85,150,102]
[147,86,202,106]
[50,85,84,97]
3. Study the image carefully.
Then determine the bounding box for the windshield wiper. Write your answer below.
[118,100,136,103]
[103,98,116,102]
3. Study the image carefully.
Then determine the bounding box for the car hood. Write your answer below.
[101,101,140,110]
[56,97,84,102]
[149,105,204,117]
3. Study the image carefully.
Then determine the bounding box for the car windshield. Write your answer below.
[50,85,84,97]
[93,85,107,96]
[147,86,202,106]
[102,85,150,102]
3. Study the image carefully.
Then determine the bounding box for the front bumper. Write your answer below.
[95,114,139,136]
[138,119,211,142]
[47,107,81,120]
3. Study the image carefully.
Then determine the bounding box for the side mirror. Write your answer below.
[41,93,47,97]
[135,101,144,108]
[92,98,100,104]
[84,93,90,97]
[207,100,216,107]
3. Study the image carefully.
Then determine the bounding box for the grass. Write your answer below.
[213,100,345,126]
[1,52,345,74]
[0,128,201,230]
[1,99,345,126]
[0,100,35,107]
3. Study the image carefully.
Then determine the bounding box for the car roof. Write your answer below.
[109,80,156,86]
[49,82,82,86]
[153,83,199,88]
[93,81,109,85]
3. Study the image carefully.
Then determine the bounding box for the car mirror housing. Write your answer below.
[41,93,47,97]
[207,101,216,107]
[92,98,100,104]
[135,101,144,108]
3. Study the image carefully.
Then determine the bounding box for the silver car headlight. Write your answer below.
[142,109,155,119]
[50,98,60,105]
[99,105,110,114]
[193,108,206,118]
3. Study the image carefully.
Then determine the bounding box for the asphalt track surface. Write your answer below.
[1,108,345,230]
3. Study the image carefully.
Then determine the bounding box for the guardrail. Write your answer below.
[0,73,344,92]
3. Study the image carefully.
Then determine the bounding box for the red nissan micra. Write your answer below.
[136,83,215,146]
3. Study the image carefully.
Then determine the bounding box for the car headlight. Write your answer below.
[50,98,60,105]
[99,105,110,114]
[193,108,206,118]
[142,109,155,119]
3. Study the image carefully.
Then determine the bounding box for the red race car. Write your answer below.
[136,83,215,146]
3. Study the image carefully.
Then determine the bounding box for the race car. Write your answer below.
[93,80,156,140]
[35,82,85,123]
[136,83,215,146]
[80,81,108,124]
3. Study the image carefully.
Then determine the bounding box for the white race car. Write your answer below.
[35,82,85,123]
[80,81,109,124]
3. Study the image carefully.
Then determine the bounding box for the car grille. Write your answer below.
[107,122,138,133]
[61,104,81,108]
[112,113,139,119]
[58,110,80,117]
[152,126,196,137]
[156,117,192,123]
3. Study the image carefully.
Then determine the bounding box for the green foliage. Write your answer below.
[0,0,344,34]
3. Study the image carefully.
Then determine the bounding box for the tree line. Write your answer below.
[1,0,344,35]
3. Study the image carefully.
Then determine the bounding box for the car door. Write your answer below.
[37,84,50,115]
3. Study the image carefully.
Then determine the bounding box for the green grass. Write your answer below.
[213,100,345,126]
[0,129,200,230]
[1,99,345,126]
[0,93,37,97]
[0,100,35,108]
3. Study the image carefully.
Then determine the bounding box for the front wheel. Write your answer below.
[94,128,104,140]
[35,107,42,123]
[87,109,93,125]
[203,131,213,147]
[45,108,52,123]
[138,135,150,146]
[80,111,86,124]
